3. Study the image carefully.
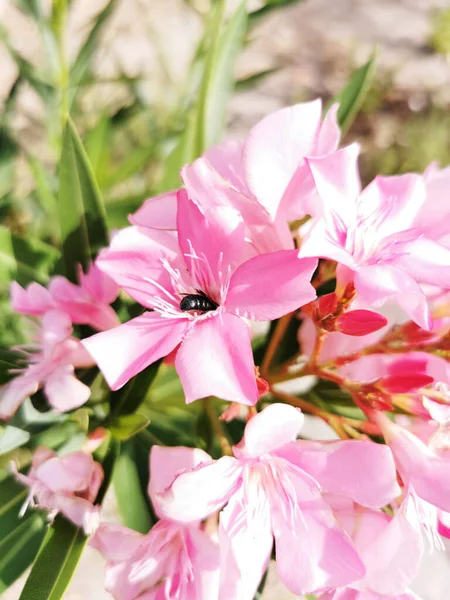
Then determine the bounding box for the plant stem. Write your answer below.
[261,312,295,378]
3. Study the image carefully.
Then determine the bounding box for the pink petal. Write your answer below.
[90,522,144,561]
[95,226,180,309]
[187,527,221,600]
[298,219,358,269]
[32,447,57,469]
[225,251,317,320]
[78,262,119,304]
[175,313,258,405]
[336,310,388,337]
[203,140,247,194]
[44,366,91,412]
[148,446,212,516]
[416,163,450,239]
[176,191,245,282]
[129,190,178,229]
[390,237,450,288]
[35,451,98,493]
[83,312,189,390]
[243,99,324,219]
[379,373,434,394]
[218,489,273,600]
[280,440,400,509]
[354,264,432,331]
[55,495,100,534]
[10,281,54,315]
[357,174,426,241]
[238,403,304,459]
[0,375,40,420]
[157,456,242,522]
[305,143,362,229]
[41,310,73,350]
[316,103,341,155]
[273,505,364,595]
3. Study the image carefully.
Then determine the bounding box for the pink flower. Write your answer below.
[11,262,120,331]
[132,100,340,253]
[83,194,317,405]
[298,144,450,330]
[13,447,103,534]
[157,403,400,598]
[0,310,94,419]
[91,446,220,600]
[319,500,423,600]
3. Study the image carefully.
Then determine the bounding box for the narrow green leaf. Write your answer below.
[248,0,302,27]
[196,0,247,151]
[27,155,59,233]
[110,359,161,417]
[235,67,279,91]
[333,50,378,134]
[160,111,198,191]
[113,441,152,533]
[84,114,111,186]
[110,413,150,441]
[58,118,109,281]
[19,515,87,600]
[0,225,60,286]
[0,477,28,524]
[0,426,30,455]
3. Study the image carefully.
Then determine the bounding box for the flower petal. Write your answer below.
[10,281,54,315]
[354,264,432,331]
[298,219,358,269]
[243,99,324,219]
[280,440,400,508]
[90,522,144,561]
[238,403,304,459]
[0,375,40,420]
[157,456,242,522]
[45,366,91,412]
[175,313,258,405]
[218,489,273,600]
[390,237,450,289]
[83,312,189,390]
[35,451,99,493]
[55,495,100,534]
[129,190,178,229]
[225,251,318,320]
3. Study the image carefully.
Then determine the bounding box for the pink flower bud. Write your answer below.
[336,310,388,336]
[379,373,434,394]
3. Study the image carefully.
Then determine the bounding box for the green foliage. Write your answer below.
[430,8,450,55]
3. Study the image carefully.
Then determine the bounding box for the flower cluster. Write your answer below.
[6,99,450,599]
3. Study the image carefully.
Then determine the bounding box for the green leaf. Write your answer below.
[0,225,60,286]
[19,515,87,600]
[58,117,109,281]
[160,111,199,191]
[69,0,118,102]
[248,0,302,27]
[110,360,161,417]
[27,155,59,234]
[0,513,46,594]
[333,50,378,134]
[110,413,150,441]
[0,426,30,455]
[195,0,247,152]
[113,441,152,533]
[235,67,279,91]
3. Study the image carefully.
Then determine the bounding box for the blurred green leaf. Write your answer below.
[333,50,378,134]
[110,360,162,417]
[19,514,87,600]
[113,441,153,533]
[0,426,30,455]
[58,118,109,281]
[27,155,59,235]
[160,111,199,191]
[248,0,302,27]
[69,0,118,102]
[110,413,150,441]
[0,225,60,286]
[84,114,112,187]
[196,0,247,152]
[235,67,279,91]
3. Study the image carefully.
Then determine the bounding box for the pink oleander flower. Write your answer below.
[156,403,400,598]
[13,447,103,534]
[0,310,94,420]
[298,144,450,330]
[11,262,120,331]
[319,499,423,600]
[131,99,340,254]
[83,194,317,405]
[91,446,220,600]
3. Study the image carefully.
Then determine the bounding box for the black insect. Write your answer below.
[179,290,218,313]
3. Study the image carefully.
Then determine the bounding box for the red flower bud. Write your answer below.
[336,310,387,336]
[378,373,434,394]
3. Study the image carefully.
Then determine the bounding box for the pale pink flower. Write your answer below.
[298,144,450,330]
[0,310,93,419]
[83,194,317,405]
[319,500,423,600]
[157,403,400,598]
[131,100,340,253]
[13,447,103,534]
[11,262,120,331]
[91,446,220,600]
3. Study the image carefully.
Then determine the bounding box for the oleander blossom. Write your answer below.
[156,403,400,598]
[298,143,450,330]
[11,262,120,331]
[0,310,94,420]
[91,446,220,600]
[83,193,317,405]
[12,447,103,534]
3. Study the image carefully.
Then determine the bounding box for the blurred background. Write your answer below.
[1,0,450,598]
